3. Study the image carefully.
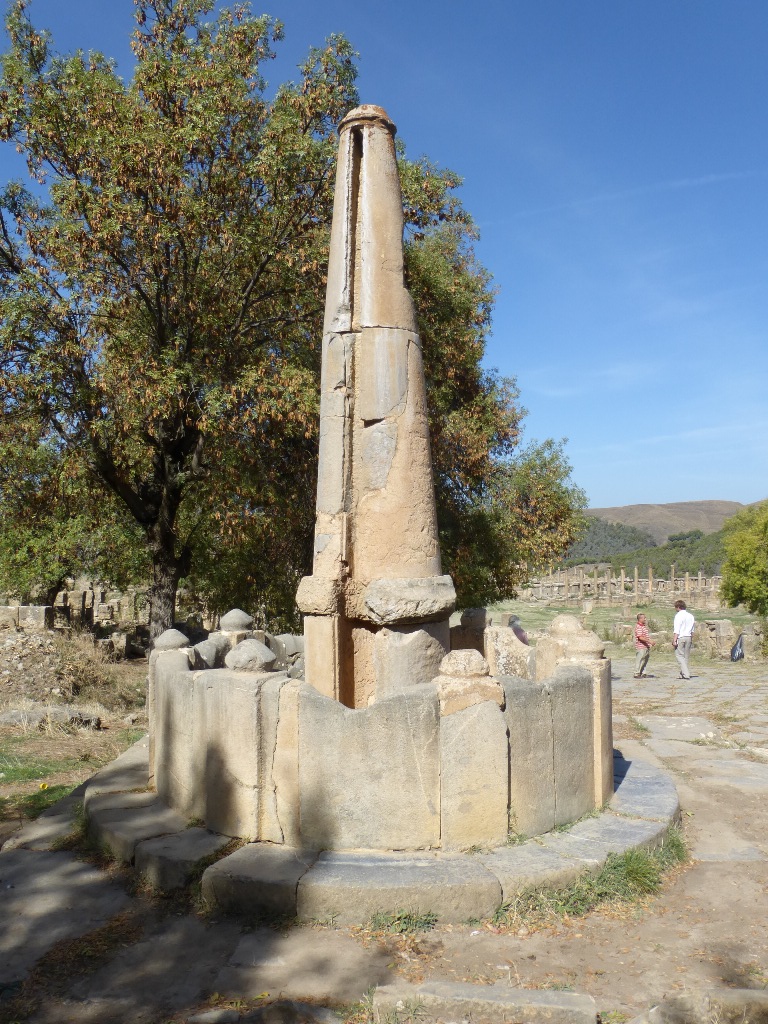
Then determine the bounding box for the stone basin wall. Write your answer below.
[151,652,608,850]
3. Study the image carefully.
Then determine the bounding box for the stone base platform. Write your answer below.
[4,736,681,925]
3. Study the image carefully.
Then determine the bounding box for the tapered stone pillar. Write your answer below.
[296,105,455,708]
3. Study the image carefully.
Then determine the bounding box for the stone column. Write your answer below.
[579,568,584,599]
[648,565,653,598]
[296,105,455,708]
[534,615,613,806]
[634,565,639,600]
[670,563,675,597]
[685,571,690,595]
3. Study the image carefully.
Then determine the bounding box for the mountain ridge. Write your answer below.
[585,500,747,545]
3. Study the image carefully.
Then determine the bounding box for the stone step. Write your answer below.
[374,981,597,1024]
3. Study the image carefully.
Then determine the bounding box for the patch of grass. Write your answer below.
[0,751,81,784]
[115,726,147,746]
[628,716,651,735]
[493,827,687,929]
[0,782,75,821]
[368,909,438,934]
[342,992,427,1024]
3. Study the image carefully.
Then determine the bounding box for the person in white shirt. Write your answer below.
[673,600,695,679]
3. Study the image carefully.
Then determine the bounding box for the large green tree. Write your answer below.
[721,502,768,616]
[0,0,585,633]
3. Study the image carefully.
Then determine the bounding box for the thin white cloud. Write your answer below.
[525,359,658,398]
[573,419,768,458]
[513,171,761,219]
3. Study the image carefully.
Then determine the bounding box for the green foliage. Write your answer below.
[493,827,686,927]
[0,0,357,631]
[721,501,768,615]
[0,0,585,627]
[605,529,725,577]
[667,530,704,545]
[564,518,657,565]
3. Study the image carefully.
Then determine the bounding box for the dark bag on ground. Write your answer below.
[730,633,745,662]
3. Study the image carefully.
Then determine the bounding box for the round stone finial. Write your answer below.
[549,614,583,635]
[339,104,396,137]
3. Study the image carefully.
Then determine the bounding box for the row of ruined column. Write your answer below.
[527,566,722,603]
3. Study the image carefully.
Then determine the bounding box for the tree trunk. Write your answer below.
[147,532,190,640]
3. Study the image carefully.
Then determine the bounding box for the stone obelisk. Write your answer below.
[296,104,455,709]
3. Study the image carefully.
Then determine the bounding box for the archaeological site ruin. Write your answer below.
[73,105,674,924]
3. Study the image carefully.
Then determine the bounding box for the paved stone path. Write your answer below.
[0,649,766,1023]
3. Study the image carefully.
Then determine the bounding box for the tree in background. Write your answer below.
[721,502,768,616]
[0,0,585,632]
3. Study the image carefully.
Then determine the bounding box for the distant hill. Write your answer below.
[585,501,745,545]
[565,520,657,564]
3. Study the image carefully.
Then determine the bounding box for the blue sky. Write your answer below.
[2,1,766,507]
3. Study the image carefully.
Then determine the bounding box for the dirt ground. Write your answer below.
[1,637,767,1024]
[0,630,147,845]
[401,649,768,1019]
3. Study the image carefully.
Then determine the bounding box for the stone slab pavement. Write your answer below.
[0,650,766,1024]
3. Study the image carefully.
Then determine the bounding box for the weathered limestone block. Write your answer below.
[549,665,595,826]
[224,638,276,672]
[135,828,231,891]
[373,622,449,697]
[0,606,19,629]
[485,626,533,680]
[202,843,317,919]
[196,670,289,838]
[272,633,304,658]
[535,614,605,681]
[592,659,614,805]
[434,675,505,717]
[504,665,598,837]
[297,850,502,925]
[256,675,291,844]
[18,606,53,629]
[461,608,491,631]
[152,653,199,817]
[432,649,504,716]
[440,701,508,850]
[148,648,191,789]
[295,575,340,616]
[205,631,234,660]
[449,608,489,657]
[272,679,302,846]
[703,619,736,658]
[439,648,489,677]
[503,677,556,838]
[297,682,440,850]
[535,614,613,805]
[363,576,456,625]
[302,614,340,701]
